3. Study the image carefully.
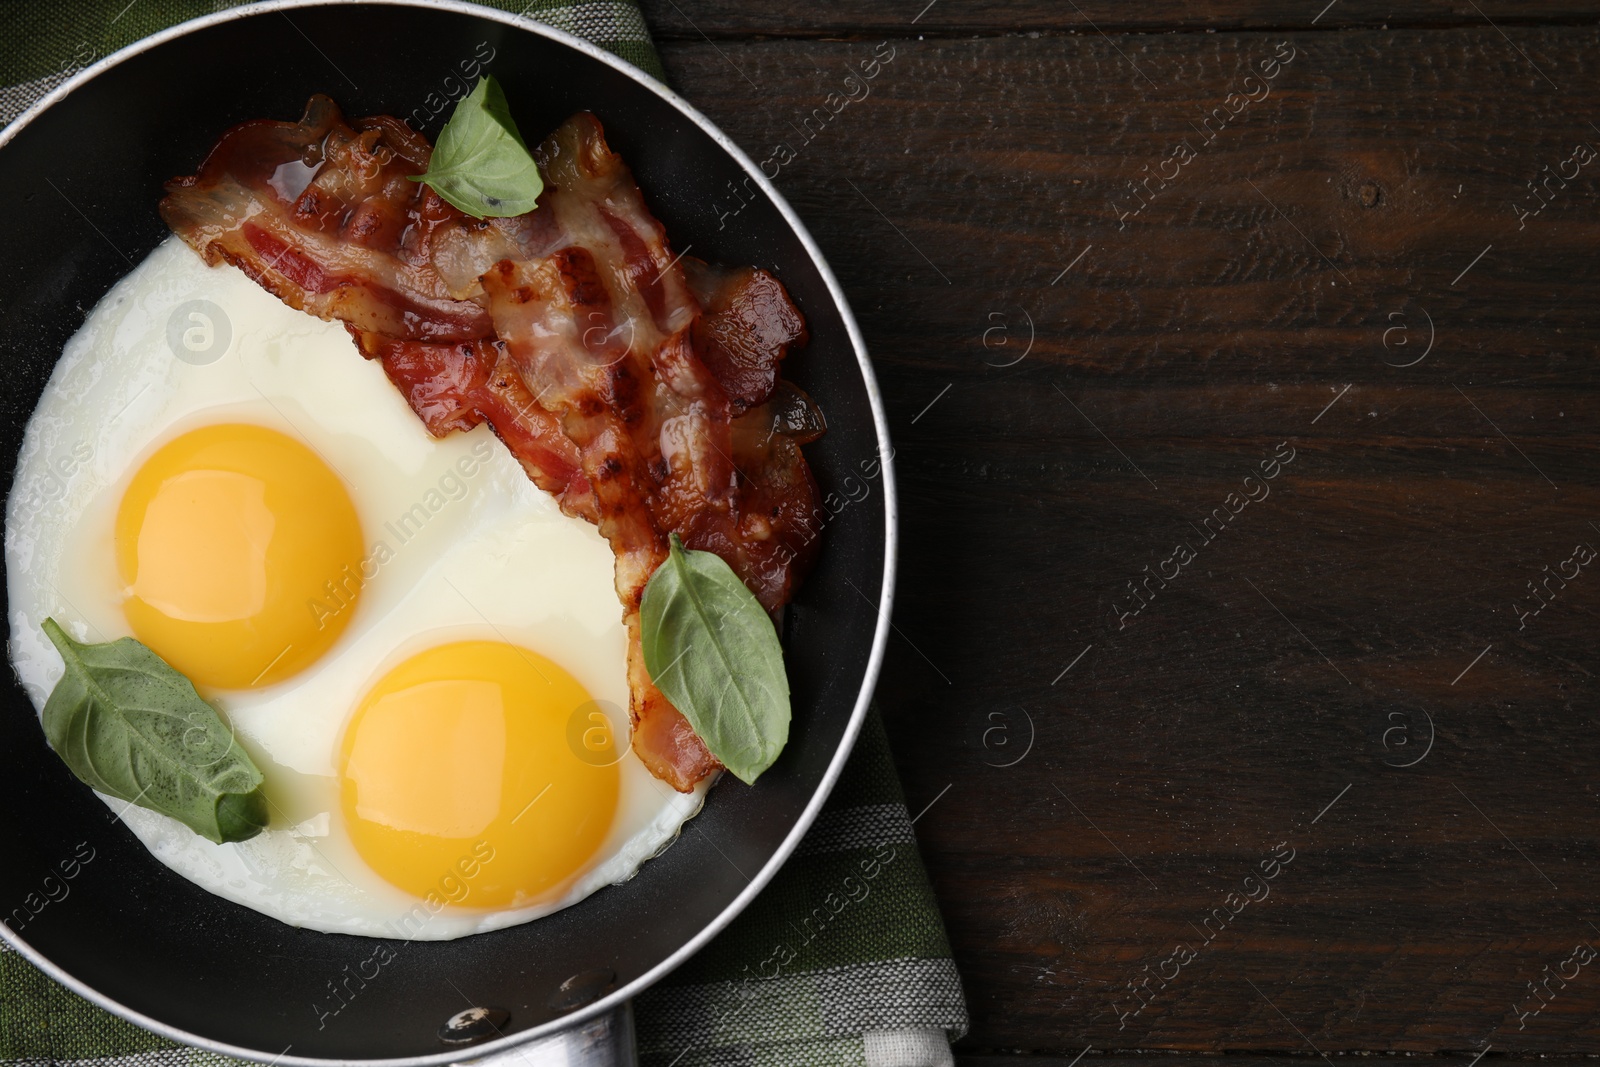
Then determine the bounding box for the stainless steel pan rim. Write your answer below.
[0,2,899,1063]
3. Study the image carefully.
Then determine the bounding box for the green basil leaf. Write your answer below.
[409,76,544,218]
[40,618,267,844]
[640,535,790,785]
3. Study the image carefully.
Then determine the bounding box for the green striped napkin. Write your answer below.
[0,3,968,1065]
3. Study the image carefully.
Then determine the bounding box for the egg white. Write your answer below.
[6,237,703,939]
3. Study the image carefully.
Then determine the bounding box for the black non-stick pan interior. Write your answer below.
[0,4,888,1060]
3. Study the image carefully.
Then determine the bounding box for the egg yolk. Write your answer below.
[115,423,364,689]
[338,641,620,908]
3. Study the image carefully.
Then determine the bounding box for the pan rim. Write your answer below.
[0,2,899,1064]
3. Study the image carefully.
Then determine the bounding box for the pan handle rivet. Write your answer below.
[438,1006,509,1045]
[547,968,617,1013]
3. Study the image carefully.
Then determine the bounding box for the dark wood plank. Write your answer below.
[656,22,1600,1056]
[955,1060,1501,1067]
[642,0,1600,38]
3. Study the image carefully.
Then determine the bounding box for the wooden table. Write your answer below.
[640,1,1600,1061]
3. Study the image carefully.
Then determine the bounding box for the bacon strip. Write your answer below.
[347,331,594,517]
[162,98,823,792]
[160,96,490,342]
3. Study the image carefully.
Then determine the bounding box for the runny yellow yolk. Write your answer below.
[338,641,620,908]
[115,423,364,689]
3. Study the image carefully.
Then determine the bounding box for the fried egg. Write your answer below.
[6,237,703,938]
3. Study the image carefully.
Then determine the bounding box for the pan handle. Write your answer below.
[455,1003,637,1067]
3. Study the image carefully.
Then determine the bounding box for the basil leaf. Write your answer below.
[410,76,544,218]
[640,535,790,785]
[40,618,267,844]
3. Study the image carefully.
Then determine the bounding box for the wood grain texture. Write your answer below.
[654,17,1600,1059]
[641,0,1600,38]
[955,1060,1514,1067]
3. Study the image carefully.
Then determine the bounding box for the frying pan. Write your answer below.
[0,3,895,1063]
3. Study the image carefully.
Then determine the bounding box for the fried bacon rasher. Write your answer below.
[161,96,824,791]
